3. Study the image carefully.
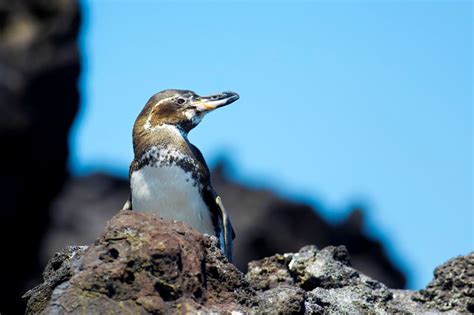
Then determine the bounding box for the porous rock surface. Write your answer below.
[25,211,473,314]
[413,253,474,313]
[26,211,257,314]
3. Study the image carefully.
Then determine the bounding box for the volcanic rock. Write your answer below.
[413,253,474,313]
[26,211,472,314]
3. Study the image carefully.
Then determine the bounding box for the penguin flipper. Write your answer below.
[206,187,234,262]
[215,195,234,262]
[188,143,234,260]
[122,194,132,210]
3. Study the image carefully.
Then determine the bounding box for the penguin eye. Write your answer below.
[176,98,186,105]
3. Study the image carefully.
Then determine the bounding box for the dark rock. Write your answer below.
[214,164,407,289]
[246,254,294,290]
[23,246,87,314]
[0,0,80,313]
[257,285,306,314]
[413,253,474,313]
[287,246,360,290]
[249,246,399,314]
[249,246,473,314]
[387,290,436,314]
[26,211,472,314]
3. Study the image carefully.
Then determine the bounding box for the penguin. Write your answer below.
[123,89,238,261]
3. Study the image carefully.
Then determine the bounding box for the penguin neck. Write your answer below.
[152,123,188,140]
[133,124,192,161]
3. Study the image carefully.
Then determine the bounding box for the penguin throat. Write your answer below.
[146,123,188,138]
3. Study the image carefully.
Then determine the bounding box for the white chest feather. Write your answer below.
[130,164,215,236]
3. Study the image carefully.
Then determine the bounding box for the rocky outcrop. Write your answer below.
[41,169,406,291]
[414,253,474,313]
[27,211,258,314]
[0,0,81,313]
[212,163,406,289]
[25,211,472,314]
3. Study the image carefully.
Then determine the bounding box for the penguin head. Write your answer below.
[136,89,239,133]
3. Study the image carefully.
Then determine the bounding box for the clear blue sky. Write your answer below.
[71,0,473,289]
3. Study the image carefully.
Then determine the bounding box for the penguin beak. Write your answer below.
[192,91,239,112]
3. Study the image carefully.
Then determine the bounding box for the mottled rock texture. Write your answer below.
[26,211,472,314]
[23,246,88,314]
[414,253,474,313]
[0,0,80,313]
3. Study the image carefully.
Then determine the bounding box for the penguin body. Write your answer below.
[125,89,238,261]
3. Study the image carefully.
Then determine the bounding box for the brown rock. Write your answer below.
[26,211,258,314]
